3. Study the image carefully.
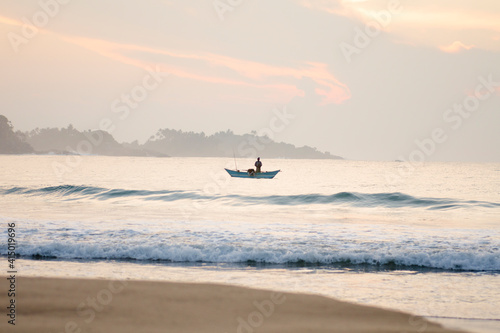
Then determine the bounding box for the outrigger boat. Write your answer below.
[224,168,280,179]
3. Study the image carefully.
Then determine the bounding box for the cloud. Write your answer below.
[0,15,21,27]
[63,36,350,105]
[439,41,475,53]
[0,13,350,106]
[299,0,500,51]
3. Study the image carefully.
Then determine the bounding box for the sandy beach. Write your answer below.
[0,276,466,333]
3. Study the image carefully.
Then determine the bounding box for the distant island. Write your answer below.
[0,115,342,159]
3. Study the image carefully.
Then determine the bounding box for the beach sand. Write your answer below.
[1,276,466,333]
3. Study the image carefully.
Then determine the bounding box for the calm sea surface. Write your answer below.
[1,156,499,332]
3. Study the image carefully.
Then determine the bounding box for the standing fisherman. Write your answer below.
[255,157,262,173]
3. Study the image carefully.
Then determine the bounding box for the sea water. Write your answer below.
[1,156,499,332]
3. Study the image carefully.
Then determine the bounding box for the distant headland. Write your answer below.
[0,115,342,159]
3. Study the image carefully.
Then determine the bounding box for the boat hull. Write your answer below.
[224,168,280,179]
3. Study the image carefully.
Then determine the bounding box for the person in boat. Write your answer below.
[255,157,262,173]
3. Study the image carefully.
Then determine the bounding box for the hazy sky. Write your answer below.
[1,0,499,161]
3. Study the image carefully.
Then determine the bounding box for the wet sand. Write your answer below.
[0,276,466,332]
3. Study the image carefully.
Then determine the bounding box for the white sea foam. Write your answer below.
[11,242,499,271]
[6,220,499,271]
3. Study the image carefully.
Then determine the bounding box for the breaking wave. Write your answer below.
[7,240,500,271]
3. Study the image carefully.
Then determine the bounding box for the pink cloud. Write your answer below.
[298,1,500,52]
[90,40,351,105]
[0,15,21,27]
[0,14,350,106]
[439,41,475,53]
[62,36,315,104]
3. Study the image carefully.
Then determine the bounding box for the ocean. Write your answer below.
[1,156,499,332]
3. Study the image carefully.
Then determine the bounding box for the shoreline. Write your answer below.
[0,276,465,333]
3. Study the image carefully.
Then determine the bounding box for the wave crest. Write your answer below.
[10,241,500,271]
[1,185,499,210]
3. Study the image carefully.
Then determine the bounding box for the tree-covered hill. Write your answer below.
[137,128,342,159]
[0,115,34,154]
[25,125,167,157]
[0,114,342,159]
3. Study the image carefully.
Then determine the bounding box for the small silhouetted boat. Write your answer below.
[224,168,280,179]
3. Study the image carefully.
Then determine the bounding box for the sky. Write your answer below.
[1,0,499,162]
